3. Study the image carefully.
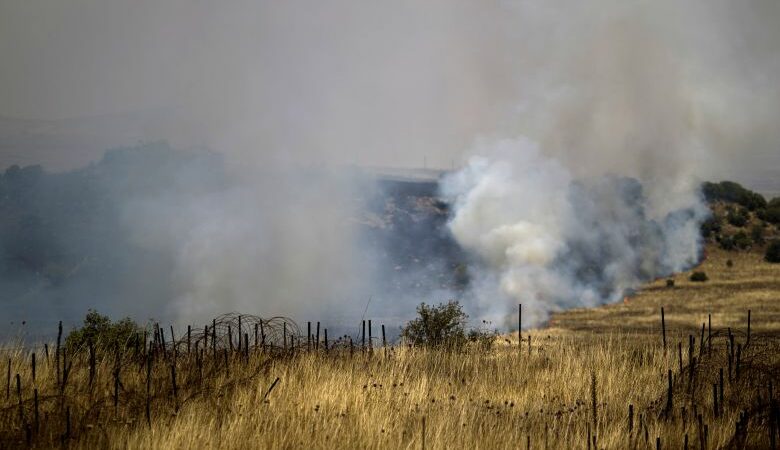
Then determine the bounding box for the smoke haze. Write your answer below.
[0,1,779,331]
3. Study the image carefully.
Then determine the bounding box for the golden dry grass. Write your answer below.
[0,244,778,449]
[551,245,780,336]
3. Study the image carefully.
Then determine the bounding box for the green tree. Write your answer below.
[401,301,497,349]
[65,309,143,353]
[401,301,468,348]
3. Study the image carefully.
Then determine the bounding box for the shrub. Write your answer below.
[690,271,708,282]
[401,301,467,348]
[65,309,143,353]
[719,235,736,251]
[733,231,752,250]
[726,259,733,268]
[666,279,675,288]
[401,301,496,349]
[727,207,749,227]
[700,216,721,238]
[758,206,780,225]
[766,241,780,263]
[468,325,498,351]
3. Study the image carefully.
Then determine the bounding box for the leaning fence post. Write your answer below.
[171,363,178,412]
[661,307,667,352]
[708,314,712,355]
[145,353,152,427]
[238,316,242,353]
[713,384,718,418]
[678,342,683,374]
[665,369,673,417]
[421,416,426,450]
[212,319,217,357]
[16,374,23,424]
[33,388,39,432]
[518,303,522,349]
[368,320,373,352]
[56,321,62,388]
[88,340,95,388]
[699,323,705,359]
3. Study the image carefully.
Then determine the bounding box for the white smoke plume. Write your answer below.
[442,138,708,327]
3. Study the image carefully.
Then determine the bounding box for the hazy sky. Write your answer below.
[1,1,779,186]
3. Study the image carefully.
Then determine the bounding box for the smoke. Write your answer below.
[1,1,779,331]
[442,138,708,327]
[436,1,779,327]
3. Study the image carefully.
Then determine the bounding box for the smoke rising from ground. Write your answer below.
[0,1,779,330]
[442,138,708,327]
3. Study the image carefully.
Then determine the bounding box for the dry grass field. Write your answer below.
[0,244,778,449]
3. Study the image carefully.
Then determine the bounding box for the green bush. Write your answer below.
[65,310,143,353]
[700,216,721,238]
[690,271,708,282]
[727,207,749,228]
[733,231,752,250]
[758,206,780,225]
[766,241,780,263]
[719,235,736,251]
[401,301,495,349]
[719,232,753,251]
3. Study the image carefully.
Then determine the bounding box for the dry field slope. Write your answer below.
[552,246,780,335]
[0,244,778,449]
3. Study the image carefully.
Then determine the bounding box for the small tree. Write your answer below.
[401,301,497,349]
[401,301,468,348]
[766,241,780,263]
[65,309,143,353]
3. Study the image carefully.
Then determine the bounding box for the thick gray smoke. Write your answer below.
[1,1,779,331]
[442,138,707,327]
